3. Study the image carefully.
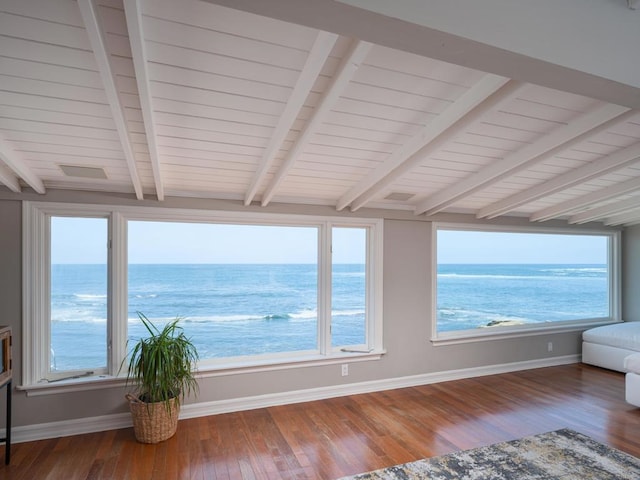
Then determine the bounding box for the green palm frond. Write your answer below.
[125,312,199,411]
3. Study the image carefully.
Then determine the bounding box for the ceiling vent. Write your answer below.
[59,165,108,180]
[385,192,414,201]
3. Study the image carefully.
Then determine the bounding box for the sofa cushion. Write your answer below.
[583,322,640,351]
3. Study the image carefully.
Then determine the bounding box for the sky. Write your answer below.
[437,229,608,264]
[50,217,609,264]
[50,218,366,264]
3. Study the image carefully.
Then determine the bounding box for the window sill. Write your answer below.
[196,349,385,378]
[18,349,386,396]
[18,374,124,397]
[431,319,619,346]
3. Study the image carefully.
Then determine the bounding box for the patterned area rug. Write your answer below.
[338,428,640,479]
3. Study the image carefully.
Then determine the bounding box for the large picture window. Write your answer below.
[22,203,383,387]
[127,222,320,359]
[434,225,620,342]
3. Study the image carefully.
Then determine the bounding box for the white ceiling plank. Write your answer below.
[0,135,45,193]
[124,0,164,201]
[336,74,515,211]
[243,30,338,206]
[261,39,372,207]
[569,196,640,224]
[77,0,144,200]
[527,143,640,222]
[414,103,630,216]
[478,124,640,219]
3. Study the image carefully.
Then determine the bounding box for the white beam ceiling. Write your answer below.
[123,0,165,200]
[605,210,640,226]
[476,111,640,219]
[244,30,338,206]
[414,103,630,216]
[337,74,516,212]
[202,0,640,110]
[529,142,640,222]
[0,136,45,194]
[0,157,22,193]
[569,196,640,224]
[77,0,144,200]
[261,39,372,207]
[1,0,638,228]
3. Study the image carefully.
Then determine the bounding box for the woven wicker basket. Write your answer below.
[126,394,180,444]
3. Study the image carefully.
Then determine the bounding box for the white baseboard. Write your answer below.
[7,354,580,443]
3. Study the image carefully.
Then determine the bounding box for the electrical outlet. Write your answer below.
[547,341,553,352]
[341,364,349,376]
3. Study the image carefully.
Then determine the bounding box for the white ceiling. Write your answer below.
[1,0,639,226]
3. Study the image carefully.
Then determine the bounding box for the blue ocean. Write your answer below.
[50,263,366,371]
[437,264,609,331]
[50,263,608,371]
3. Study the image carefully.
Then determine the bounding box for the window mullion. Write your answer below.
[318,223,332,355]
[109,212,128,376]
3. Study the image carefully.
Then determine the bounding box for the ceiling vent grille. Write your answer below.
[59,165,108,180]
[385,192,414,201]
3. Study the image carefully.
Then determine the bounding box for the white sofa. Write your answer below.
[582,322,640,372]
[582,322,640,407]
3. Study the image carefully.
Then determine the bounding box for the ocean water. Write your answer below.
[50,263,366,371]
[49,263,609,371]
[437,264,609,331]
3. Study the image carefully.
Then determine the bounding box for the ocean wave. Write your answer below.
[125,308,364,324]
[437,272,603,280]
[438,273,549,280]
[438,307,530,324]
[52,316,107,323]
[73,294,107,299]
[289,310,317,319]
[332,309,366,317]
[541,267,607,274]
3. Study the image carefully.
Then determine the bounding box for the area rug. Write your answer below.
[338,428,640,479]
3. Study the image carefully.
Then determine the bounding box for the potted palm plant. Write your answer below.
[124,312,199,443]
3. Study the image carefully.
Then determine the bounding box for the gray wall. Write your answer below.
[0,190,607,430]
[623,224,640,321]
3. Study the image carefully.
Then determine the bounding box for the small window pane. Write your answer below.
[127,221,319,359]
[50,217,108,372]
[332,227,367,347]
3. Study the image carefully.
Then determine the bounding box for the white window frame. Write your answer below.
[22,201,384,389]
[431,222,621,345]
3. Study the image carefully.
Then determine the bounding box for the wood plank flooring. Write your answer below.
[2,363,640,479]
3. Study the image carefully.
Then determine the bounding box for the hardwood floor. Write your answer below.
[2,363,640,479]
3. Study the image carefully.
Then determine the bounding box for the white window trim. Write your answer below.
[22,201,384,390]
[430,222,622,346]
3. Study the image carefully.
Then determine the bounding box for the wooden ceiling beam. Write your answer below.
[337,74,515,212]
[124,0,165,201]
[476,111,640,219]
[261,39,372,207]
[78,0,144,200]
[529,142,640,222]
[244,30,338,206]
[414,103,630,216]
[604,209,640,226]
[569,196,640,224]
[0,159,22,193]
[0,135,44,193]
